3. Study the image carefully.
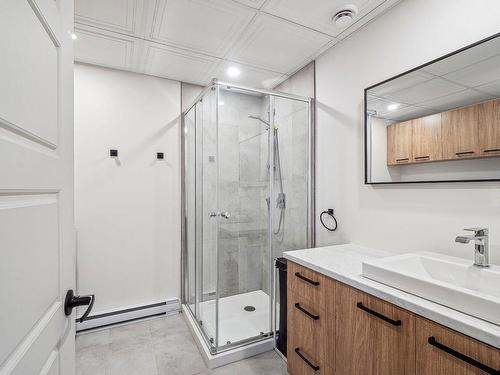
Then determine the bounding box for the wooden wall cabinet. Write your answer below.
[478,98,500,157]
[287,261,500,375]
[412,114,442,162]
[442,105,479,160]
[387,120,412,165]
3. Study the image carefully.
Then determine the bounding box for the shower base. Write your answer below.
[182,290,275,368]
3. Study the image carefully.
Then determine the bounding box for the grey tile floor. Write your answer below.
[76,313,288,375]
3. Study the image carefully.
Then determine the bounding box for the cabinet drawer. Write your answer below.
[335,283,415,375]
[416,317,500,375]
[288,262,335,313]
[287,290,335,367]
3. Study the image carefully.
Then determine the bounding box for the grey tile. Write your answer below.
[154,340,207,375]
[109,320,152,352]
[76,345,109,375]
[76,329,110,351]
[107,341,158,375]
[149,314,189,339]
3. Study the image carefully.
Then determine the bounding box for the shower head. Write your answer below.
[248,114,270,127]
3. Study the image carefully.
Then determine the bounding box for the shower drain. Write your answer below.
[244,305,256,312]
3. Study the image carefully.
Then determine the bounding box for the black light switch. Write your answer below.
[157,152,164,160]
[110,149,118,157]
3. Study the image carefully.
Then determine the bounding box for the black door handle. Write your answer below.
[65,289,95,323]
[428,337,500,374]
[356,302,401,326]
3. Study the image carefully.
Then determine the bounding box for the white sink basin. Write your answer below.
[362,252,500,325]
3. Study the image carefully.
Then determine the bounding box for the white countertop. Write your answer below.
[283,243,500,349]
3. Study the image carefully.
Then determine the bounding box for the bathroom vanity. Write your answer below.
[284,245,500,375]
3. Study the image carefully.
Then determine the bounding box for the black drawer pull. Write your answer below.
[484,149,500,153]
[396,158,409,162]
[415,155,430,160]
[456,151,474,156]
[428,337,500,374]
[295,348,320,371]
[294,303,320,320]
[356,302,401,326]
[294,272,320,286]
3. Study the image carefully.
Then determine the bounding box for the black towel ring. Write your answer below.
[320,209,338,231]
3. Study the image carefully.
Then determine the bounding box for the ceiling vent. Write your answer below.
[332,8,356,27]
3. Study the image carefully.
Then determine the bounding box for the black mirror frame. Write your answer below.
[364,31,500,185]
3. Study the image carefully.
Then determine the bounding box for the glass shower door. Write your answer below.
[197,88,219,349]
[216,86,272,347]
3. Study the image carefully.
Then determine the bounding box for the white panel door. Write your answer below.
[0,1,76,374]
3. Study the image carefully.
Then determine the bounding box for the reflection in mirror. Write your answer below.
[365,33,500,183]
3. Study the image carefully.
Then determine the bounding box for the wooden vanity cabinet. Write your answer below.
[287,261,500,375]
[478,98,500,157]
[441,105,479,160]
[387,120,413,165]
[416,317,500,375]
[335,283,416,375]
[412,114,442,162]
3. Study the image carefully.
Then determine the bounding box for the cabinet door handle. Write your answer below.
[415,155,430,160]
[294,303,320,320]
[356,302,401,326]
[484,149,500,153]
[456,151,475,156]
[295,348,320,371]
[294,272,320,286]
[396,158,409,163]
[428,337,500,374]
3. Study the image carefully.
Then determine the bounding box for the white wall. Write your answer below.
[315,0,500,264]
[75,64,181,313]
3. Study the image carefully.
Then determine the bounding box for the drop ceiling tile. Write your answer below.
[367,97,409,117]
[212,61,287,89]
[263,0,395,38]
[140,42,220,85]
[422,37,500,76]
[75,0,145,35]
[385,77,466,106]
[443,54,500,88]
[232,0,266,9]
[387,105,437,122]
[74,26,136,71]
[147,0,255,57]
[369,70,435,98]
[418,89,494,113]
[476,79,500,98]
[229,13,332,73]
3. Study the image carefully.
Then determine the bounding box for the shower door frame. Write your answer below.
[181,79,316,355]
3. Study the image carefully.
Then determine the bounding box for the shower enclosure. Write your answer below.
[181,80,314,355]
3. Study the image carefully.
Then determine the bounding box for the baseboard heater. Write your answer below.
[76,298,180,333]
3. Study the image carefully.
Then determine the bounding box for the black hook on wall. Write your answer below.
[157,152,164,160]
[110,149,118,157]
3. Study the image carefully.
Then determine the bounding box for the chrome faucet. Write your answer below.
[455,227,489,267]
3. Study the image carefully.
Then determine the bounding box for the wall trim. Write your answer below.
[76,298,180,332]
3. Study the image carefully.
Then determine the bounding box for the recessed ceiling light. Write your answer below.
[387,103,400,111]
[71,33,78,40]
[227,66,241,78]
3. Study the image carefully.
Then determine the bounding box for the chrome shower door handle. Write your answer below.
[209,211,230,219]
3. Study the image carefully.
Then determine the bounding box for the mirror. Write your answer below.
[365,33,500,184]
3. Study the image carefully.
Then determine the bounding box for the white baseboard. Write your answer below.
[76,298,180,332]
